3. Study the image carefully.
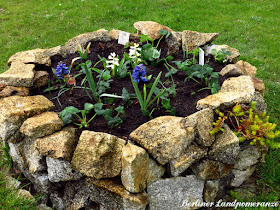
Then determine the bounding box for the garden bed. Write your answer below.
[0,21,277,210]
[31,39,228,138]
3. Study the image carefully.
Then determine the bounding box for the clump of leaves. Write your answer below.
[140,29,170,63]
[94,103,125,127]
[210,101,280,149]
[212,48,231,63]
[185,64,220,94]
[59,103,97,128]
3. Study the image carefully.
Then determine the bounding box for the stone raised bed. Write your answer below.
[0,21,268,210]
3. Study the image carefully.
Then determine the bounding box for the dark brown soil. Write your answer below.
[32,39,229,139]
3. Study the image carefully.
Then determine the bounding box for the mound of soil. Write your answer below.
[32,39,229,139]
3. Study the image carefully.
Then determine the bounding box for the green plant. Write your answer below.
[71,42,91,66]
[59,103,97,128]
[93,103,125,127]
[173,59,191,72]
[130,71,166,117]
[161,99,176,115]
[187,48,199,65]
[0,143,12,166]
[185,64,220,94]
[139,29,170,63]
[210,101,280,148]
[212,48,231,63]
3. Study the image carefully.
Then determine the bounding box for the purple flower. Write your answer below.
[55,62,69,79]
[132,64,148,83]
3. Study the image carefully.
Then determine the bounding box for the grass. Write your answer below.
[0,145,38,209]
[0,0,279,207]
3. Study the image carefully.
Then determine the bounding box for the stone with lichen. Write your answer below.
[71,131,126,179]
[35,127,77,161]
[20,111,63,138]
[0,95,54,144]
[130,116,195,165]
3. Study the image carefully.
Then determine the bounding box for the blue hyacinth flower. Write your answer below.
[55,62,69,79]
[132,64,148,83]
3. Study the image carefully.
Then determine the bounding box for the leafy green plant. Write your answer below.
[187,48,199,65]
[185,64,220,94]
[212,48,231,63]
[130,71,166,117]
[59,103,97,128]
[71,42,91,66]
[161,99,176,115]
[173,59,191,72]
[210,101,280,149]
[93,103,125,127]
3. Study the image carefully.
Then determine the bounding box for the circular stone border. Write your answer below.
[0,21,268,209]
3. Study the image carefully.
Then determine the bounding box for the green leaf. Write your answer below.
[170,107,176,115]
[166,55,174,60]
[161,99,171,110]
[59,112,73,125]
[63,106,80,115]
[115,106,125,114]
[141,109,150,116]
[190,64,202,71]
[84,103,95,114]
[94,103,105,115]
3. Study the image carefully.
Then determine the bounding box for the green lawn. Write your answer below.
[0,0,279,207]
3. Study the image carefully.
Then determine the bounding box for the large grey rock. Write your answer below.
[208,125,240,164]
[46,157,83,182]
[62,179,92,210]
[234,145,261,170]
[35,127,77,161]
[0,61,35,87]
[191,159,234,180]
[71,131,126,179]
[0,95,53,144]
[87,177,149,210]
[182,30,219,52]
[9,141,51,192]
[23,137,47,173]
[130,116,195,165]
[197,76,255,110]
[50,192,65,210]
[146,157,166,186]
[20,112,63,138]
[169,143,208,177]
[121,142,165,193]
[133,21,173,40]
[64,29,111,54]
[203,173,234,202]
[8,137,46,174]
[231,165,256,187]
[147,175,204,210]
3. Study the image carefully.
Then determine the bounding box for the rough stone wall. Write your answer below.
[0,21,267,210]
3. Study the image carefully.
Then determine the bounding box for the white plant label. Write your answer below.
[199,48,205,65]
[118,31,130,45]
